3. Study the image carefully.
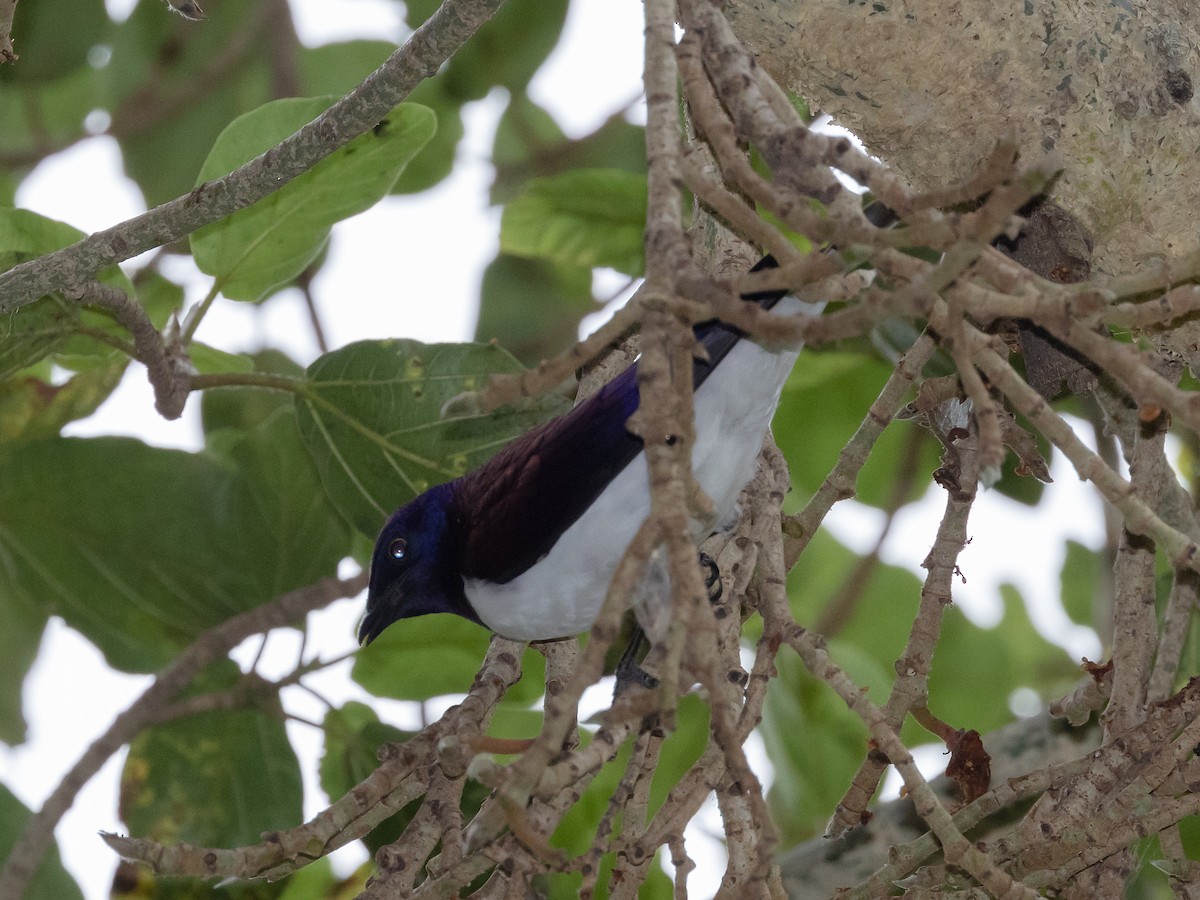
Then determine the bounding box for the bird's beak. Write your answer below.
[357,611,383,647]
[357,592,392,646]
[358,573,405,646]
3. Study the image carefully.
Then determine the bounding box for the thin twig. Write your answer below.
[0,573,367,899]
[783,331,936,565]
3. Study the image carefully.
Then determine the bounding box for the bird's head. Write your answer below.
[359,483,473,645]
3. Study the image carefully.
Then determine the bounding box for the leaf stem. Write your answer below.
[188,371,305,393]
[181,283,221,344]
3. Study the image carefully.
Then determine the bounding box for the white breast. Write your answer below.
[464,297,813,641]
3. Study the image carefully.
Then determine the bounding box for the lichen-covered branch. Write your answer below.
[0,0,17,63]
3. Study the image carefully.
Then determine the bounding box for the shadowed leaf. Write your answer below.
[294,339,570,537]
[0,429,349,672]
[0,209,137,377]
[500,169,647,277]
[0,785,83,899]
[474,254,596,366]
[352,614,547,705]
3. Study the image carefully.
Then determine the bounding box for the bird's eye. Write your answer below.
[388,537,408,561]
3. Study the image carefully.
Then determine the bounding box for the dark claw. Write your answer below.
[614,627,659,696]
[699,552,723,603]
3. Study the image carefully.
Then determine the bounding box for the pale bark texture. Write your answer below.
[727,0,1200,275]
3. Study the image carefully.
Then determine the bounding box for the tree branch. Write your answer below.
[66,280,191,419]
[0,0,16,63]
[0,0,509,313]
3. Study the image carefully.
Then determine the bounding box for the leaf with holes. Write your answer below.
[120,661,303,850]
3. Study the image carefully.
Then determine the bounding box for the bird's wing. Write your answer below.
[456,256,791,584]
[455,364,644,584]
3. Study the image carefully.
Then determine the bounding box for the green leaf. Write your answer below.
[276,858,346,900]
[780,528,1076,742]
[484,705,545,743]
[0,66,98,161]
[403,0,441,29]
[0,209,139,375]
[0,0,108,84]
[774,349,940,510]
[130,269,187,331]
[922,584,1079,737]
[108,0,273,206]
[540,725,675,898]
[501,169,647,277]
[199,350,304,437]
[0,296,79,382]
[648,694,709,816]
[0,170,15,207]
[492,98,646,204]
[441,0,570,101]
[191,98,436,301]
[321,702,414,797]
[304,47,470,198]
[0,211,98,376]
[124,81,260,209]
[0,433,348,672]
[638,863,674,900]
[1180,616,1200,696]
[768,528,925,674]
[221,407,354,590]
[550,734,629,856]
[491,95,568,204]
[120,661,303,849]
[0,786,83,899]
[0,595,46,745]
[299,40,394,97]
[391,77,465,194]
[761,647,880,845]
[294,339,570,537]
[770,527,1077,818]
[1061,539,1100,628]
[0,362,127,453]
[352,614,547,706]
[188,342,255,375]
[756,532,907,843]
[474,254,596,366]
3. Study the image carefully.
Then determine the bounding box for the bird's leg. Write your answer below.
[614,625,660,695]
[615,552,724,697]
[699,551,723,603]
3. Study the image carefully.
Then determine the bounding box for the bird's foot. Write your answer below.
[613,627,660,696]
[699,551,723,604]
[615,661,660,694]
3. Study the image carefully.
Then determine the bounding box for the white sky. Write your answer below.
[0,1,1111,898]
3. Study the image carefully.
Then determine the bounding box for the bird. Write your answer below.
[358,256,819,647]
